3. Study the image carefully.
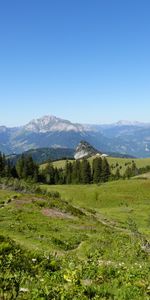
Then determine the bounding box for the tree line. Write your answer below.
[0,151,149,185]
[41,157,111,184]
[0,153,111,184]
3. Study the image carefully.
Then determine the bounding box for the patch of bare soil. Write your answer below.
[42,208,76,220]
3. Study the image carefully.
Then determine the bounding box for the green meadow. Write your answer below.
[42,179,150,238]
[1,178,150,299]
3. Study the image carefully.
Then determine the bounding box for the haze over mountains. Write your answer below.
[1,115,150,157]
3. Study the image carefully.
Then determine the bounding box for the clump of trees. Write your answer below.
[40,157,111,184]
[123,161,139,179]
[16,155,38,181]
[111,160,140,180]
[0,152,38,182]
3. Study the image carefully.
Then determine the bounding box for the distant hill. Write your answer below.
[7,147,74,165]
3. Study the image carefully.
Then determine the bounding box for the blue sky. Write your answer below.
[0,0,150,126]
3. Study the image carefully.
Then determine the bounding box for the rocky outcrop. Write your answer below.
[74,141,101,160]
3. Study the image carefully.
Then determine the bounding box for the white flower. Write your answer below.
[20,288,29,292]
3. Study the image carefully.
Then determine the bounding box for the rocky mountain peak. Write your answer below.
[74,140,101,160]
[24,115,85,133]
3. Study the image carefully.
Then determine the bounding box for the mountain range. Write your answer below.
[1,115,150,157]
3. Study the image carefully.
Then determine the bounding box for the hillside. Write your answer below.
[43,180,150,237]
[7,147,74,165]
[1,179,150,299]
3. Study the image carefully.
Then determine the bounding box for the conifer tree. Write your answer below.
[16,155,38,180]
[72,160,81,184]
[101,157,111,182]
[131,161,138,176]
[16,154,25,178]
[57,167,65,184]
[54,167,60,184]
[0,152,7,177]
[124,166,132,179]
[65,161,72,184]
[81,158,91,184]
[44,162,55,184]
[92,157,102,183]
[4,159,11,177]
[0,152,2,173]
[115,167,121,180]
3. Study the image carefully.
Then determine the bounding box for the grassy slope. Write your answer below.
[42,180,150,238]
[40,159,73,170]
[1,179,150,253]
[1,180,150,299]
[107,157,150,174]
[0,190,105,256]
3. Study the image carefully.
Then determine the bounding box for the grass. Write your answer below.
[40,159,73,170]
[0,190,19,206]
[42,180,150,238]
[107,157,150,174]
[1,179,150,250]
[1,180,150,299]
[1,198,92,254]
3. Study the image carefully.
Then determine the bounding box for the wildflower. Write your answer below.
[20,288,29,292]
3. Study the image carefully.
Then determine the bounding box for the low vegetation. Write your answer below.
[1,151,150,299]
[0,178,150,299]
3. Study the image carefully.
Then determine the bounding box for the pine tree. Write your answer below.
[92,157,102,183]
[16,155,38,180]
[81,158,91,184]
[65,161,72,184]
[115,167,121,180]
[57,167,65,184]
[16,154,25,178]
[72,161,77,184]
[54,167,60,184]
[124,166,132,179]
[101,158,111,182]
[0,153,7,177]
[131,161,138,176]
[44,162,55,184]
[0,152,2,176]
[11,165,18,178]
[71,160,81,184]
[4,159,11,177]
